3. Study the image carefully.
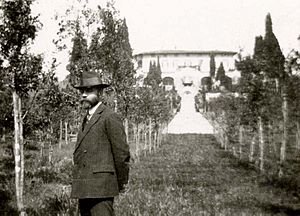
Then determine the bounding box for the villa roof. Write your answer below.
[134,50,237,57]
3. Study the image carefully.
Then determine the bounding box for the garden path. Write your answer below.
[166,90,213,134]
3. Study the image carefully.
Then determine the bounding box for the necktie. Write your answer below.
[82,113,90,131]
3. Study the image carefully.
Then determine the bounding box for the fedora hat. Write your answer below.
[74,71,110,89]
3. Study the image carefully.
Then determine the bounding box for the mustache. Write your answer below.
[80,98,93,104]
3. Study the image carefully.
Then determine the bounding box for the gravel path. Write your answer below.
[165,93,213,134]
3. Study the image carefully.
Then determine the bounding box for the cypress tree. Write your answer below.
[114,18,136,117]
[216,62,225,81]
[89,28,102,72]
[97,6,136,115]
[254,36,264,60]
[144,61,153,86]
[98,5,118,82]
[157,57,162,76]
[210,54,216,78]
[67,20,88,86]
[216,62,232,90]
[262,13,285,84]
[144,60,162,88]
[156,57,162,84]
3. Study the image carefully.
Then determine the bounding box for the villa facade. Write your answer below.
[134,50,241,95]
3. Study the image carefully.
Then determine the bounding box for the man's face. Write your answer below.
[79,86,102,110]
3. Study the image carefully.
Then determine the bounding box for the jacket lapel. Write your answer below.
[74,104,106,152]
[76,117,84,144]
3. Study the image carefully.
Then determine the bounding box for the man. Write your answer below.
[71,71,130,216]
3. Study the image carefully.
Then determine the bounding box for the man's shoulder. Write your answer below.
[102,105,121,119]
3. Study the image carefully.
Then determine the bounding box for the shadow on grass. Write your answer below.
[260,202,300,216]
[259,173,300,196]
[0,181,17,216]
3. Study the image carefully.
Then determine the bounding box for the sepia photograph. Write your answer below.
[0,0,300,215]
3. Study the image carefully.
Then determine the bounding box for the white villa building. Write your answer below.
[134,50,241,96]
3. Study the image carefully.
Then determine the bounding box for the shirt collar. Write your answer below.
[88,101,102,118]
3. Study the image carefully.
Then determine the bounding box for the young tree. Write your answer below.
[0,0,42,214]
[91,5,135,120]
[62,2,136,142]
[236,36,270,170]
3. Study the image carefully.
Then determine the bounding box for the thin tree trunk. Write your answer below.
[249,133,256,163]
[149,118,152,154]
[13,91,25,215]
[48,140,53,164]
[239,125,244,159]
[138,124,141,158]
[220,126,224,148]
[50,125,53,136]
[133,123,139,159]
[156,128,160,150]
[40,138,44,159]
[232,146,237,157]
[114,98,117,113]
[19,96,24,216]
[224,132,228,151]
[158,123,164,148]
[157,124,161,148]
[154,131,157,153]
[124,118,129,143]
[161,123,165,144]
[65,121,68,145]
[59,119,63,149]
[133,122,136,149]
[296,121,300,150]
[144,123,147,155]
[279,93,288,177]
[275,78,280,93]
[258,116,265,171]
[268,122,276,155]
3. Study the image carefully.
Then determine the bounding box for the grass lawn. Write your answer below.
[115,134,300,216]
[1,134,300,215]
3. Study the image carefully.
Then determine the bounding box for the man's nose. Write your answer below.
[82,92,87,98]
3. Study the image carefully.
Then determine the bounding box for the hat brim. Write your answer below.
[74,83,110,89]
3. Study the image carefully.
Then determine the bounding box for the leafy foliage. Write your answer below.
[62,1,176,127]
[0,0,37,57]
[0,0,42,95]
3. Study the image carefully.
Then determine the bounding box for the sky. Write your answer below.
[31,0,300,81]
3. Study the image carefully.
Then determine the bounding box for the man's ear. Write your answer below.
[98,88,104,95]
[97,88,104,98]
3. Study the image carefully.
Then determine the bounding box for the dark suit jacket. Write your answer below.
[71,104,130,198]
